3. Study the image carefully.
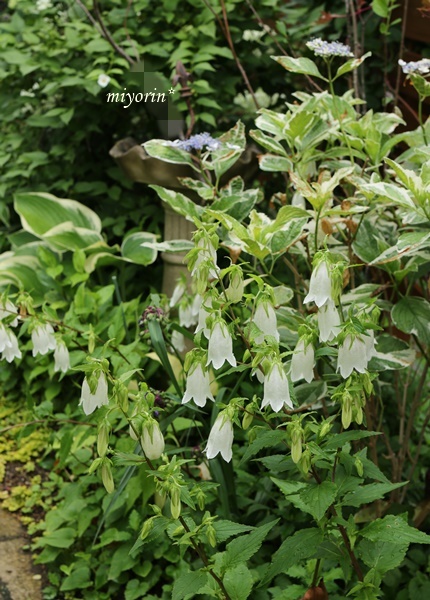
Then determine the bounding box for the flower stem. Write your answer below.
[418,95,428,146]
[327,61,355,163]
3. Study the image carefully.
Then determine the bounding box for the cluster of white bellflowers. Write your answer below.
[170,238,377,463]
[0,299,70,372]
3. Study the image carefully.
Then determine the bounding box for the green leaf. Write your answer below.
[143,139,196,167]
[258,154,293,172]
[239,429,286,464]
[223,520,278,570]
[210,121,246,179]
[324,430,381,450]
[121,232,158,265]
[60,566,92,591]
[147,319,182,397]
[342,481,406,507]
[150,185,202,220]
[391,297,430,345]
[261,528,323,585]
[223,564,253,600]
[410,74,430,99]
[14,192,101,237]
[272,56,327,81]
[213,520,255,543]
[372,0,389,18]
[334,52,372,80]
[172,571,208,600]
[357,539,408,574]
[369,334,416,371]
[35,527,76,548]
[361,514,430,545]
[299,481,337,521]
[249,129,288,156]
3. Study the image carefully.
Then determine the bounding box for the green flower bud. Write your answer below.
[299,448,311,475]
[197,489,206,511]
[355,457,364,478]
[97,419,110,457]
[206,524,217,548]
[242,407,254,430]
[170,487,181,520]
[115,382,129,412]
[319,420,332,439]
[140,518,154,541]
[154,491,166,510]
[290,426,303,464]
[88,324,96,355]
[101,460,114,494]
[342,391,352,429]
[88,457,102,475]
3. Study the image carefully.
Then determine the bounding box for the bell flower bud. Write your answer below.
[225,269,244,303]
[141,421,165,460]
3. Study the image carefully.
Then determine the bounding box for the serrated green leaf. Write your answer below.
[223,520,278,570]
[324,430,381,450]
[172,570,208,600]
[299,481,337,521]
[239,429,286,464]
[213,520,254,543]
[261,528,323,585]
[361,514,430,545]
[223,564,253,600]
[357,539,408,574]
[342,481,406,507]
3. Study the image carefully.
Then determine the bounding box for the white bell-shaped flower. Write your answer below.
[318,299,341,342]
[304,260,333,308]
[191,238,219,280]
[31,323,56,357]
[253,301,279,344]
[225,270,244,303]
[0,300,19,327]
[290,339,315,383]
[182,363,214,408]
[0,324,12,352]
[364,330,376,361]
[207,321,236,370]
[206,414,234,462]
[54,342,70,373]
[337,335,368,379]
[195,296,212,338]
[261,362,293,412]
[141,421,165,460]
[179,300,198,328]
[169,280,187,307]
[79,372,109,415]
[1,329,22,363]
[171,330,186,353]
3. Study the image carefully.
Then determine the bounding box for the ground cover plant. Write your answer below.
[1,2,430,600]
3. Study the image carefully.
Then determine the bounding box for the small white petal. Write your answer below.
[182,364,214,408]
[206,415,234,462]
[290,339,315,383]
[261,363,293,412]
[304,261,333,308]
[318,299,341,342]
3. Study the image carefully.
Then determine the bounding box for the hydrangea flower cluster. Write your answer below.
[398,58,430,75]
[172,132,221,152]
[306,38,354,58]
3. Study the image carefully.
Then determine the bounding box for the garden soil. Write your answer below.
[0,508,42,600]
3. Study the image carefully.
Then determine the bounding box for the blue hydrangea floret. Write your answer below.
[306,38,354,58]
[172,132,221,152]
[399,58,430,76]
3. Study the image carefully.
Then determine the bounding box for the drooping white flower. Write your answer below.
[304,260,333,308]
[318,299,341,342]
[141,421,165,460]
[225,270,244,303]
[182,363,214,408]
[261,362,293,412]
[0,300,19,327]
[206,414,234,462]
[54,341,70,373]
[31,324,57,357]
[290,339,315,383]
[253,301,279,344]
[337,335,368,379]
[206,321,236,370]
[79,372,109,415]
[0,324,12,352]
[179,301,198,328]
[1,329,22,363]
[97,74,111,88]
[171,330,186,353]
[363,329,376,362]
[191,238,219,280]
[195,296,212,338]
[169,280,187,307]
[36,0,52,10]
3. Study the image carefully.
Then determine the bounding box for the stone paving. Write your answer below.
[0,509,42,600]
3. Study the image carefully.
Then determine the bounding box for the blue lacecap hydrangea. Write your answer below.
[398,58,430,75]
[173,132,221,152]
[306,38,354,58]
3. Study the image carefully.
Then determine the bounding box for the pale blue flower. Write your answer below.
[306,38,353,58]
[399,59,430,75]
[172,132,221,152]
